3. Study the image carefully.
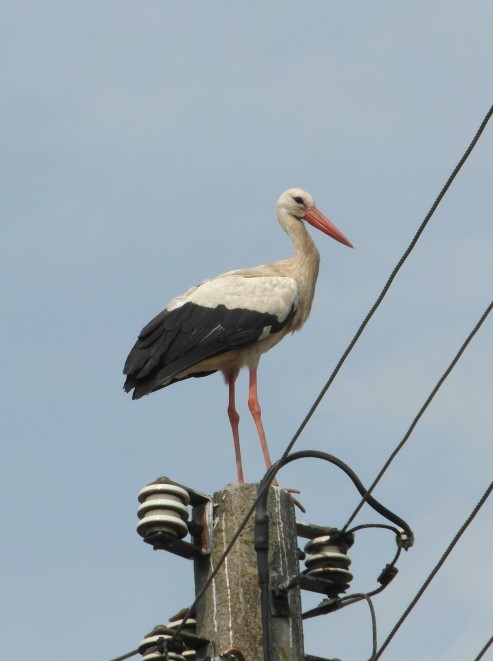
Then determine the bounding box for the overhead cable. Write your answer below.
[472,635,493,661]
[345,593,378,660]
[106,649,138,661]
[372,481,493,660]
[342,300,493,532]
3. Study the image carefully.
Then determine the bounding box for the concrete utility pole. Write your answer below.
[194,483,303,660]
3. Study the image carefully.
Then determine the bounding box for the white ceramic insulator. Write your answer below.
[166,618,197,632]
[138,483,191,505]
[305,551,352,569]
[304,535,353,583]
[138,633,185,660]
[137,483,191,539]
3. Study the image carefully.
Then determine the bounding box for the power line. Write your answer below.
[373,481,493,660]
[342,300,493,532]
[361,594,377,661]
[106,649,138,661]
[341,593,378,660]
[473,635,493,661]
[169,104,493,646]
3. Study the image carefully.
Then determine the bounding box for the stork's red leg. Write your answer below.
[247,368,274,471]
[227,371,244,483]
[248,368,305,512]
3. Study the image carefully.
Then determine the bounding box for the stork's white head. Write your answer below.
[277,188,316,219]
[276,188,354,248]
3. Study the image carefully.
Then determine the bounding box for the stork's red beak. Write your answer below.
[304,207,354,248]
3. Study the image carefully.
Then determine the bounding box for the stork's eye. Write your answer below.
[292,196,304,205]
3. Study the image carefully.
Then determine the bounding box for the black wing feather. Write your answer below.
[123,301,295,399]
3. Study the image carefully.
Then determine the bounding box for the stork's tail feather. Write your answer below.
[123,376,143,399]
[123,375,161,399]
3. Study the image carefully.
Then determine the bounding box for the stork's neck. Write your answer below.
[278,209,321,326]
[279,208,320,266]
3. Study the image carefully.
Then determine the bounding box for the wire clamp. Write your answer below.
[396,528,414,550]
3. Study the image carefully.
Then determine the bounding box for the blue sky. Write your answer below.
[1,2,492,660]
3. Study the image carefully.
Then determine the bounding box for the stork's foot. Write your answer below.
[281,487,306,513]
[270,475,305,512]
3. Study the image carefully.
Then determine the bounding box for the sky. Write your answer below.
[1,2,492,660]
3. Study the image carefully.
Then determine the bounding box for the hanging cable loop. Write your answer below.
[254,450,414,661]
[257,450,414,542]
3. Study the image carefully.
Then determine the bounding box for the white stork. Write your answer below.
[124,188,353,487]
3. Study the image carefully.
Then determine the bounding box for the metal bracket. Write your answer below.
[143,529,210,558]
[269,572,292,617]
[269,568,349,619]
